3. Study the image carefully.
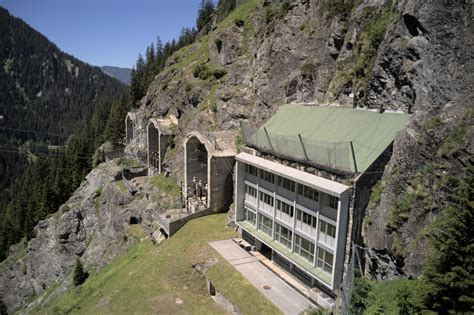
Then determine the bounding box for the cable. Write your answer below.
[0,149,92,160]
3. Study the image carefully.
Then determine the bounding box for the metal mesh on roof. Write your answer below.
[242,123,355,173]
[241,104,411,174]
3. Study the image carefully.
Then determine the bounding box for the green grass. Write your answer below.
[116,157,144,168]
[150,175,180,197]
[207,262,283,314]
[385,192,416,231]
[354,1,397,92]
[368,181,384,209]
[35,214,280,314]
[437,127,467,157]
[114,180,128,193]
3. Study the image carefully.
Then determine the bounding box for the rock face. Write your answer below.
[2,0,472,312]
[125,0,472,281]
[0,163,164,312]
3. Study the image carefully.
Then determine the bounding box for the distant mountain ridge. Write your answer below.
[101,66,132,85]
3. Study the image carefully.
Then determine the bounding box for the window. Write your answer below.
[276,200,294,217]
[258,213,273,236]
[317,248,334,274]
[296,209,317,228]
[245,185,257,198]
[245,208,256,226]
[245,164,258,176]
[329,195,338,209]
[275,223,292,249]
[259,169,275,184]
[259,191,274,207]
[277,176,295,192]
[320,221,336,238]
[294,234,315,263]
[297,184,319,202]
[319,220,336,247]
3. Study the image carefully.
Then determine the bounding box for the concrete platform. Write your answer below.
[209,240,316,315]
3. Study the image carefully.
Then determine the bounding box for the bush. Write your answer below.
[92,149,105,168]
[193,63,227,80]
[73,258,89,286]
[185,83,193,92]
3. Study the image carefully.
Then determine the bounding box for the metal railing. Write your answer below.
[241,122,357,174]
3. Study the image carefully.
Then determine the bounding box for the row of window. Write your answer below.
[244,164,339,209]
[276,199,294,217]
[259,191,274,207]
[246,186,336,241]
[245,211,335,275]
[245,185,257,198]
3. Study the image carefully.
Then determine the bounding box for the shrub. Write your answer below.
[300,62,318,79]
[185,83,193,92]
[72,258,89,286]
[193,63,227,80]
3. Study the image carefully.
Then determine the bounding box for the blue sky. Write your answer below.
[1,0,205,68]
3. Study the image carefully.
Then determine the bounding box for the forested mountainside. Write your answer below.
[0,7,126,261]
[0,0,472,313]
[101,66,132,85]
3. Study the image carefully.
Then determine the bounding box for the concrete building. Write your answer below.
[125,111,137,143]
[235,104,410,302]
[147,116,177,176]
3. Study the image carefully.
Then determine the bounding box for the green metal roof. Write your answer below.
[246,104,411,174]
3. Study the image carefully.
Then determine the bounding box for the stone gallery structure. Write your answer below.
[184,130,236,213]
[147,117,177,176]
[155,130,237,237]
[234,104,410,303]
[125,111,137,143]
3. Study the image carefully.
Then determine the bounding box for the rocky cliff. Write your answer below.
[1,0,472,312]
[0,161,167,312]
[126,0,472,280]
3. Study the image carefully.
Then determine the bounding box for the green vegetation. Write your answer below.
[326,1,397,98]
[72,258,89,286]
[300,61,319,79]
[37,215,280,314]
[353,278,426,314]
[386,192,416,231]
[355,166,474,314]
[150,175,180,197]
[116,157,144,168]
[368,181,384,209]
[114,180,128,193]
[94,187,103,197]
[320,0,355,20]
[354,2,397,92]
[264,0,292,31]
[193,62,227,80]
[437,127,467,157]
[424,116,443,130]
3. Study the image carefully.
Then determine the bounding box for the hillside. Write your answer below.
[31,214,280,314]
[0,7,126,261]
[0,0,472,313]
[0,6,125,193]
[101,66,132,85]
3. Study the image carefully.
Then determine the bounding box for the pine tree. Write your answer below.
[196,0,215,33]
[422,167,474,312]
[72,258,88,286]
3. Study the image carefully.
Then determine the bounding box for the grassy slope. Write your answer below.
[35,214,281,314]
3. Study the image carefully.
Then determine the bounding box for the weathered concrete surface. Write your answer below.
[209,240,315,315]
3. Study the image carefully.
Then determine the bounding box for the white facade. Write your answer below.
[235,152,350,291]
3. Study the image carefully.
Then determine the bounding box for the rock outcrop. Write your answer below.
[0,162,165,312]
[125,0,473,281]
[2,0,472,312]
